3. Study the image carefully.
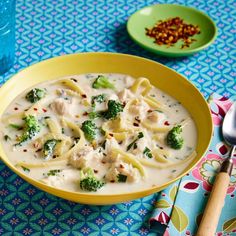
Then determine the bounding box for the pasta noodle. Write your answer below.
[58,79,86,96]
[130,77,152,95]
[112,148,146,177]
[0,73,198,193]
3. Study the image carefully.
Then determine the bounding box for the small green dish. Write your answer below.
[127,4,217,57]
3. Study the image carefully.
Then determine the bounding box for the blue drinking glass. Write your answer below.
[0,0,16,75]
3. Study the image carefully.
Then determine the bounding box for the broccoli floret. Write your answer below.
[43,139,60,158]
[88,111,101,119]
[81,120,97,142]
[25,88,46,103]
[102,100,124,120]
[91,94,106,105]
[166,125,184,149]
[17,115,40,145]
[92,75,115,89]
[80,168,105,192]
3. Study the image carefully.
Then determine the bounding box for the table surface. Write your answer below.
[0,0,235,235]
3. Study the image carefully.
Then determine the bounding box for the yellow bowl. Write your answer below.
[0,52,213,205]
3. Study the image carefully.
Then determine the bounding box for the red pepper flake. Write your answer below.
[23,149,27,152]
[14,107,18,111]
[101,161,106,164]
[110,180,115,183]
[109,133,114,137]
[133,123,139,127]
[33,143,38,148]
[145,17,200,48]
[83,112,88,116]
[36,148,42,153]
[70,78,78,83]
[164,121,170,126]
[159,147,163,150]
[42,108,47,113]
[120,164,124,169]
[33,108,38,111]
[147,109,153,113]
[93,169,98,173]
[81,94,87,98]
[135,116,141,123]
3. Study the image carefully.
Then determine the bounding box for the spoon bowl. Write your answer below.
[222,102,236,146]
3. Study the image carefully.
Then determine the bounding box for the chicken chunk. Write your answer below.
[68,147,94,169]
[124,76,134,87]
[102,138,120,163]
[50,98,73,116]
[129,99,149,120]
[41,169,80,191]
[105,160,140,183]
[147,110,166,124]
[118,89,135,103]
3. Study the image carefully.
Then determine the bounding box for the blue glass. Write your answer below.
[0,0,15,75]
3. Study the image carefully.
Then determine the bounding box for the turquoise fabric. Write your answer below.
[149,95,236,235]
[0,0,235,235]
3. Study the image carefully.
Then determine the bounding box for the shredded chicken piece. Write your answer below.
[118,89,135,103]
[147,111,159,122]
[129,99,149,120]
[68,147,94,169]
[105,160,140,183]
[50,98,73,116]
[124,76,134,87]
[102,138,119,163]
[147,110,166,124]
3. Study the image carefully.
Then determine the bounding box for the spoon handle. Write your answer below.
[196,156,234,236]
[196,171,230,236]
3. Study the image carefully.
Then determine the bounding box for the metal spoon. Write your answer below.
[197,102,236,236]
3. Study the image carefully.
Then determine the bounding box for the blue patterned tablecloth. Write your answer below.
[0,0,235,235]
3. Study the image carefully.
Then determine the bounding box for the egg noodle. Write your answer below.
[1,74,197,192]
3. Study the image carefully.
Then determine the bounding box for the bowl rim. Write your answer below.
[127,3,218,57]
[0,52,213,204]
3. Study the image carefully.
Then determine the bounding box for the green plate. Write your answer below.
[127,4,217,57]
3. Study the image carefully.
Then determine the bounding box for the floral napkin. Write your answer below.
[148,94,236,236]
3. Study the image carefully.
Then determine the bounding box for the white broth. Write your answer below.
[0,73,197,194]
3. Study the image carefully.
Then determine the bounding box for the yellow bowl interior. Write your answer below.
[0,52,213,205]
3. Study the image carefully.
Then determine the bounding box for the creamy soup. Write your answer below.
[0,74,197,194]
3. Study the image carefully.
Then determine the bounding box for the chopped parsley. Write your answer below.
[21,166,30,172]
[117,174,127,183]
[4,135,11,141]
[46,169,61,176]
[143,147,153,158]
[9,123,22,130]
[101,140,106,149]
[127,132,144,151]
